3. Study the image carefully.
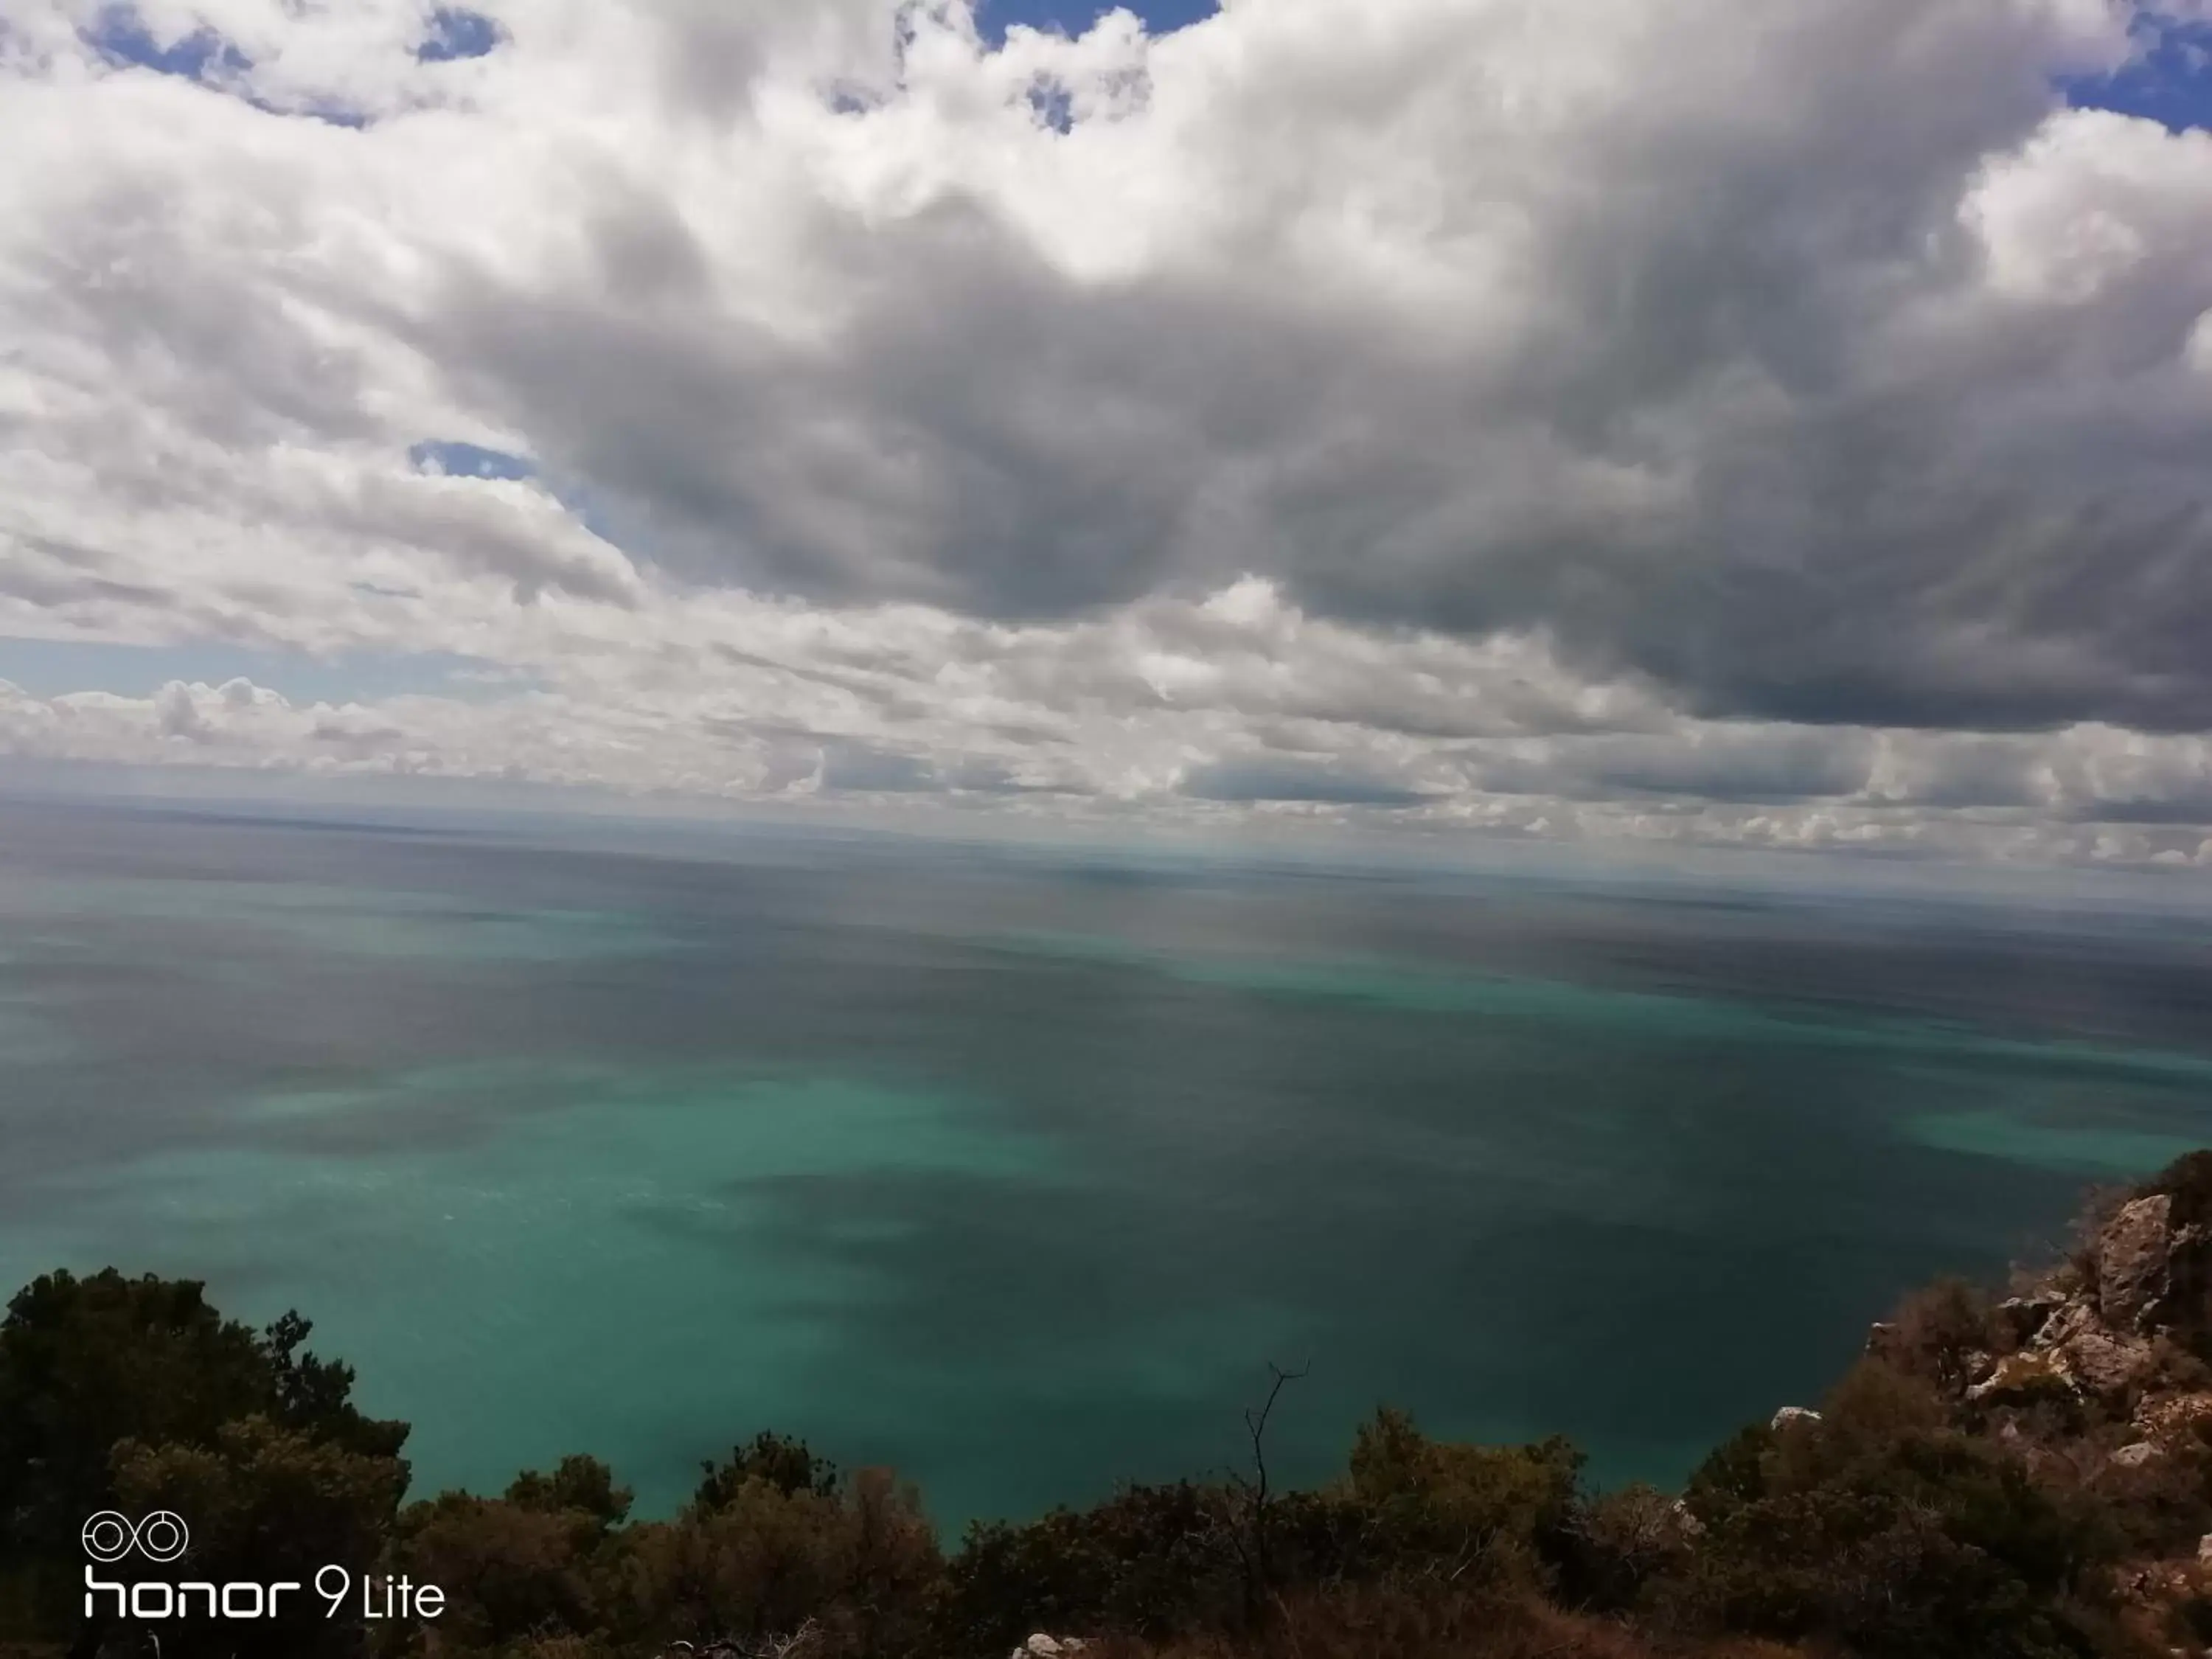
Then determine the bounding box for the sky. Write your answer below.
[3,1,2212,871]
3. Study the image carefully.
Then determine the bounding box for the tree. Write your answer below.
[0,1270,408,1653]
[696,1435,840,1509]
[108,1416,409,1659]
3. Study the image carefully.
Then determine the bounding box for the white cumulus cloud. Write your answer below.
[3,0,2211,866]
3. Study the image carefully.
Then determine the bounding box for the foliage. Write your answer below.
[1661,1363,2115,1658]
[1884,1278,2004,1393]
[509,1456,636,1531]
[1088,1582,1809,1659]
[21,1154,2212,1659]
[0,1267,405,1647]
[391,1483,610,1652]
[934,1481,1242,1655]
[2140,1151,2212,1233]
[391,1453,937,1659]
[107,1415,408,1658]
[1555,1482,1695,1613]
[1342,1408,1582,1587]
[697,1433,841,1508]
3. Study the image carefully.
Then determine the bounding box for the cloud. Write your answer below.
[817,738,935,793]
[3,0,2211,866]
[1478,730,1879,807]
[1182,757,1437,808]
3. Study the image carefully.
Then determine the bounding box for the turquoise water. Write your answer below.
[3,799,2211,1524]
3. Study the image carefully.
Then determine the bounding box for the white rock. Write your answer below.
[2199,1532,2212,1565]
[2111,1441,2161,1469]
[2098,1194,2175,1332]
[2062,1326,2162,1400]
[1996,1292,2067,1344]
[2032,1298,2098,1352]
[1770,1406,1823,1430]
[1968,1349,2075,1405]
[1024,1637,1064,1659]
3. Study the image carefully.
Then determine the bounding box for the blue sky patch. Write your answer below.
[409,440,536,482]
[85,4,248,81]
[408,442,630,552]
[84,4,368,124]
[976,0,1217,44]
[417,7,502,64]
[2062,11,2212,131]
[1027,76,1075,133]
[0,639,532,705]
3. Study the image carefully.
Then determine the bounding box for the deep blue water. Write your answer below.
[4,795,2211,1526]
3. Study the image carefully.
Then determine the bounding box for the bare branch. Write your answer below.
[1245,1359,1312,1511]
[1233,1358,1310,1628]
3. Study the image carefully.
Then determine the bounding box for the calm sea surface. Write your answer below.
[4,796,2212,1524]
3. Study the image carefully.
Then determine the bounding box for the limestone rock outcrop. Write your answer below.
[2136,1388,2212,1444]
[1896,1168,2212,1419]
[2098,1194,2176,1332]
[2063,1324,2166,1401]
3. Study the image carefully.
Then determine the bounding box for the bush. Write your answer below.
[507,1455,636,1531]
[698,1433,841,1508]
[392,1484,611,1652]
[1558,1484,1695,1613]
[1882,1279,2003,1394]
[933,1481,1242,1655]
[102,1416,406,1659]
[34,1152,2212,1659]
[0,1269,407,1652]
[1658,1369,2115,1658]
[613,1462,937,1659]
[1343,1409,1582,1588]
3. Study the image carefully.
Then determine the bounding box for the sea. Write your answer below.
[3,790,2211,1528]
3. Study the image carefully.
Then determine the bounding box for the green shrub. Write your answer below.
[1343,1409,1582,1587]
[697,1432,841,1508]
[30,1152,2212,1659]
[392,1486,611,1652]
[507,1455,635,1531]
[1557,1484,1694,1613]
[105,1416,408,1659]
[933,1481,1241,1655]
[615,1462,936,1659]
[1659,1373,2115,1658]
[0,1269,407,1651]
[1879,1279,2003,1394]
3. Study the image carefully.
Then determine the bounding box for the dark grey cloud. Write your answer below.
[378,0,2212,742]
[1577,731,1877,807]
[1871,736,2048,810]
[429,207,1248,616]
[10,0,2212,865]
[1459,730,1873,807]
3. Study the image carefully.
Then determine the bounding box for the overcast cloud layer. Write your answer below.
[4,0,2212,866]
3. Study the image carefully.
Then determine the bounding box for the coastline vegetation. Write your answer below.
[12,1158,2212,1659]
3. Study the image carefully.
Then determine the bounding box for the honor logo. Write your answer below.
[81,1511,189,1564]
[82,1512,303,1621]
[79,1513,442,1625]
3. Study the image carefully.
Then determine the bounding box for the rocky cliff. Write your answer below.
[1857,1152,2212,1653]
